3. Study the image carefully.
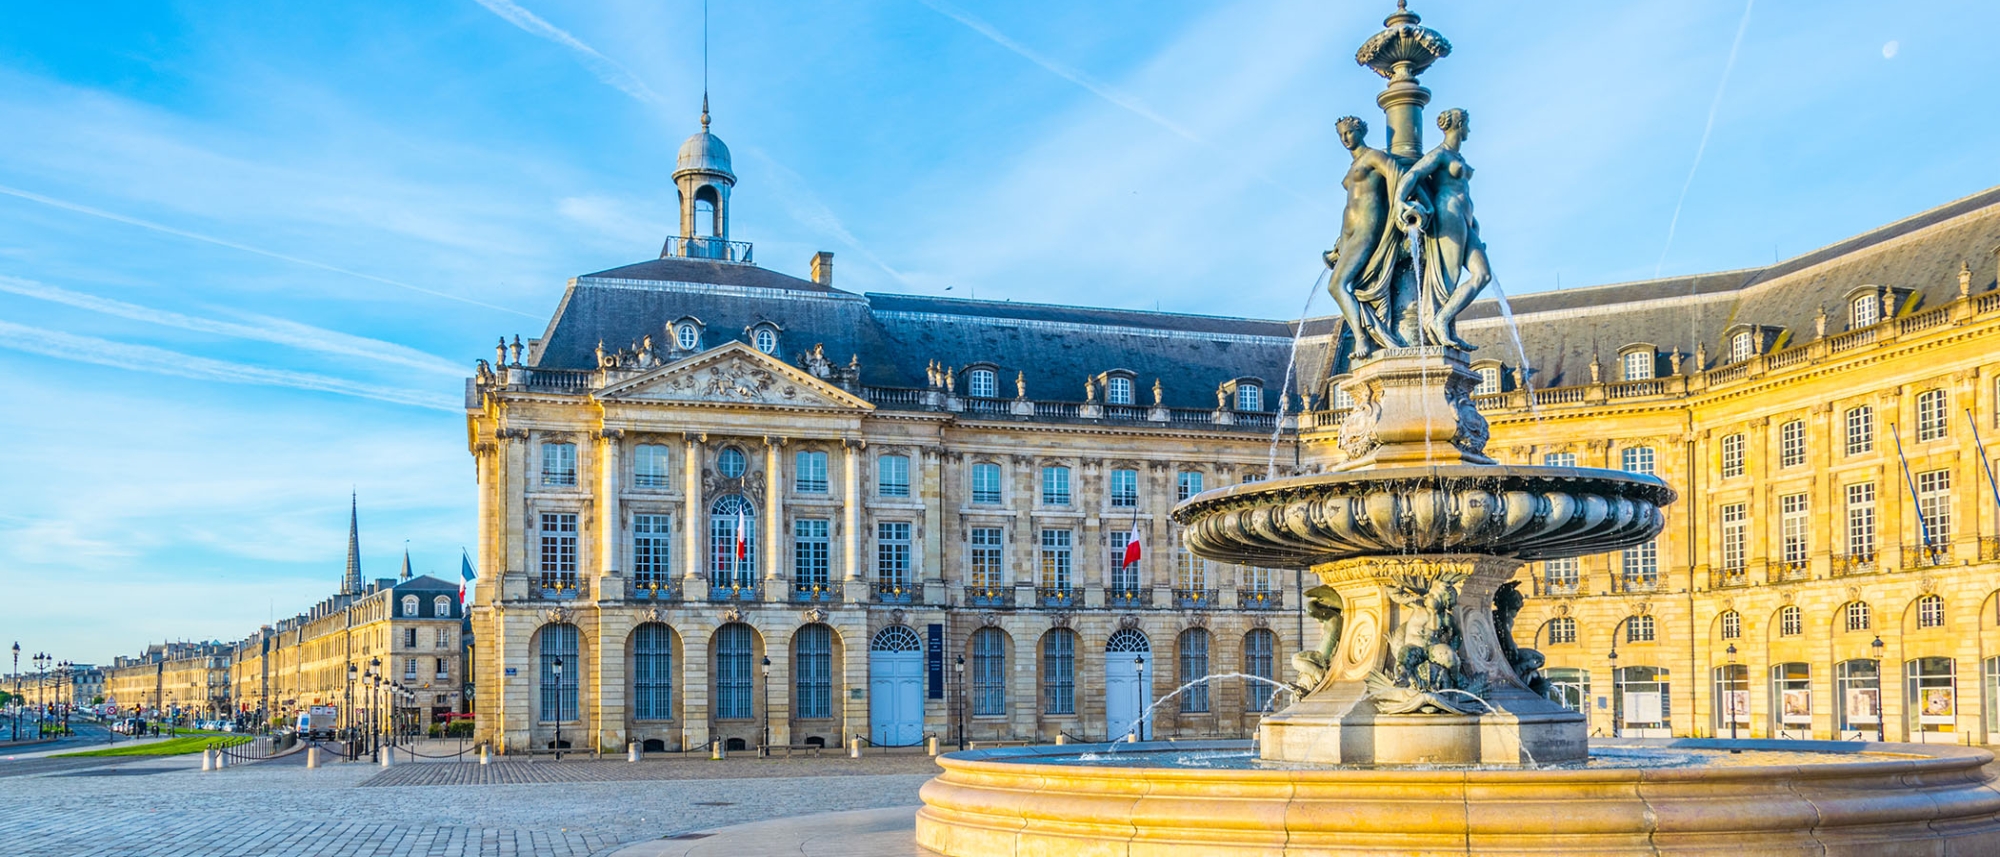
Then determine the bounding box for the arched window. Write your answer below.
[871,624,922,652]
[753,327,778,355]
[967,367,998,399]
[1474,365,1501,395]
[632,623,673,720]
[1107,628,1150,654]
[1730,331,1755,363]
[1779,605,1803,637]
[1546,617,1577,644]
[1622,350,1654,382]
[709,495,757,589]
[1105,376,1134,405]
[402,595,418,617]
[1852,295,1879,328]
[1626,615,1656,643]
[717,447,748,478]
[1235,382,1263,412]
[694,187,719,237]
[971,627,1006,716]
[1041,629,1076,715]
[1244,629,1277,711]
[538,623,579,724]
[433,595,451,617]
[1719,610,1741,640]
[1845,601,1872,632]
[1178,629,1210,713]
[794,624,833,719]
[714,623,755,720]
[1917,594,1945,629]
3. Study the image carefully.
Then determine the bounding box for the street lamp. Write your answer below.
[345,663,358,747]
[1133,653,1147,742]
[368,657,382,756]
[1724,643,1739,741]
[10,642,18,742]
[1607,636,1621,739]
[551,656,564,761]
[1871,634,1886,743]
[32,653,50,738]
[57,661,71,736]
[760,655,772,757]
[954,654,966,751]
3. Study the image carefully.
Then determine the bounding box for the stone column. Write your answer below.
[598,430,623,596]
[842,439,867,602]
[681,621,711,751]
[764,437,786,601]
[682,435,706,598]
[500,429,530,600]
[923,448,945,605]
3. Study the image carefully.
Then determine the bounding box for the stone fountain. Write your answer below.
[914,4,2000,854]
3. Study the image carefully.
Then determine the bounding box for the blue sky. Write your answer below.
[4,0,1997,664]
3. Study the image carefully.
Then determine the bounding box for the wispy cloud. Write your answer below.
[1654,0,1755,277]
[0,183,540,319]
[0,275,464,376]
[746,149,920,290]
[469,0,670,107]
[0,320,460,411]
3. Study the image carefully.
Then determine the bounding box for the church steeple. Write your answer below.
[667,99,738,261]
[399,544,413,581]
[342,494,362,596]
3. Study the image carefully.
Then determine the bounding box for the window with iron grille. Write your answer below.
[1244,629,1277,710]
[971,462,1002,504]
[1620,446,1655,475]
[1547,617,1577,644]
[876,522,912,588]
[539,512,578,592]
[634,514,671,587]
[1720,504,1747,572]
[633,622,673,720]
[1846,483,1876,557]
[1918,595,1945,629]
[1918,469,1952,547]
[1039,529,1072,590]
[542,442,577,487]
[877,455,910,497]
[1845,601,1871,632]
[1626,615,1655,643]
[1544,452,1576,467]
[794,624,832,719]
[715,623,754,719]
[1720,433,1744,478]
[1720,611,1741,640]
[967,368,997,398]
[969,527,1004,590]
[1109,468,1139,508]
[1917,389,1949,441]
[1622,540,1657,587]
[1622,351,1653,382]
[1779,420,1806,468]
[1042,630,1076,715]
[634,444,671,488]
[1041,465,1071,505]
[794,451,828,493]
[1781,494,1810,567]
[1178,629,1210,712]
[1845,406,1873,455]
[971,627,1006,716]
[537,623,578,723]
[793,519,830,593]
[1779,606,1802,637]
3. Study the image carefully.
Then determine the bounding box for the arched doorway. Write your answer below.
[869,625,924,746]
[1105,628,1152,740]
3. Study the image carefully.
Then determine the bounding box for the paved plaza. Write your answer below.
[0,743,938,857]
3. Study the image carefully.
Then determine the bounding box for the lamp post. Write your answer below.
[954,654,966,751]
[368,657,382,756]
[10,642,18,742]
[1871,634,1886,743]
[57,660,71,736]
[1134,653,1147,742]
[760,655,772,757]
[33,652,50,739]
[551,656,564,761]
[1724,643,1739,741]
[1607,638,1621,739]
[345,663,357,749]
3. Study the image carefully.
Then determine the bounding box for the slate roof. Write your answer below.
[524,185,2000,406]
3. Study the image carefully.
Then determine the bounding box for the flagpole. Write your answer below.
[1890,423,1936,562]
[1967,409,2000,549]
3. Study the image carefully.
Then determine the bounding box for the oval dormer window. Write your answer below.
[717,446,748,478]
[676,323,700,351]
[753,328,777,355]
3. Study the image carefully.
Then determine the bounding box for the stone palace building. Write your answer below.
[465,111,2000,753]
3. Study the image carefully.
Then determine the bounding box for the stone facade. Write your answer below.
[226,575,465,728]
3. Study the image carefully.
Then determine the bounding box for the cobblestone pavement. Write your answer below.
[0,751,939,857]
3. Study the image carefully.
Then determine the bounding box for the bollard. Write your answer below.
[479,744,490,765]
[1055,733,1068,745]
[380,746,394,768]
[927,735,939,756]
[1126,732,1139,743]
[711,740,724,761]
[306,746,320,769]
[628,741,641,763]
[216,749,228,769]
[849,736,862,759]
[201,748,214,772]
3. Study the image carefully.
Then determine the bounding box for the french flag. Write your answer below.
[736,507,748,562]
[459,550,477,604]
[1121,525,1143,570]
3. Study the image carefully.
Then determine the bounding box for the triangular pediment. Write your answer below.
[596,341,873,410]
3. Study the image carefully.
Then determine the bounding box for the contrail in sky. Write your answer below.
[0,320,461,412]
[915,0,1325,212]
[0,184,540,319]
[1655,0,1754,278]
[469,0,670,107]
[0,275,465,376]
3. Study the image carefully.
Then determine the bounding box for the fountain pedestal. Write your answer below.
[1332,347,1492,471]
[1260,554,1584,766]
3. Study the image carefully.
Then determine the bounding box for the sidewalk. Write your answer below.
[0,734,173,761]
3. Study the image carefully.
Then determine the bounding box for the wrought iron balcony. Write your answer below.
[707,582,760,603]
[1905,542,1954,568]
[1710,568,1749,589]
[1036,587,1080,608]
[1106,588,1152,609]
[1832,551,1877,577]
[1237,588,1283,610]
[536,577,584,600]
[964,586,1015,608]
[1535,578,1581,597]
[628,578,681,601]
[1772,560,1811,582]
[792,583,840,604]
[871,581,918,604]
[1172,588,1219,610]
[1613,575,1659,594]
[660,235,754,263]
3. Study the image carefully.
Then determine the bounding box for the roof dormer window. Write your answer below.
[1619,346,1656,382]
[1851,294,1879,328]
[966,366,998,398]
[1235,382,1263,412]
[1729,331,1755,363]
[675,321,701,351]
[752,326,778,355]
[1105,375,1134,405]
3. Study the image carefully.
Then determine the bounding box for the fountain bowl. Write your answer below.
[1173,464,1676,569]
[914,738,2000,856]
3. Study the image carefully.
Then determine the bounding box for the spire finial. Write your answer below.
[343,493,363,597]
[701,93,710,131]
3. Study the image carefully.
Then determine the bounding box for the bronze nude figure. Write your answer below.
[1323,116,1408,358]
[1395,107,1490,350]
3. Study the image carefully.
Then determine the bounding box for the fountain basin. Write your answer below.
[914,738,2000,856]
[1173,465,1675,568]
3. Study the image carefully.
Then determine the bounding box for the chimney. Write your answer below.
[810,251,834,287]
